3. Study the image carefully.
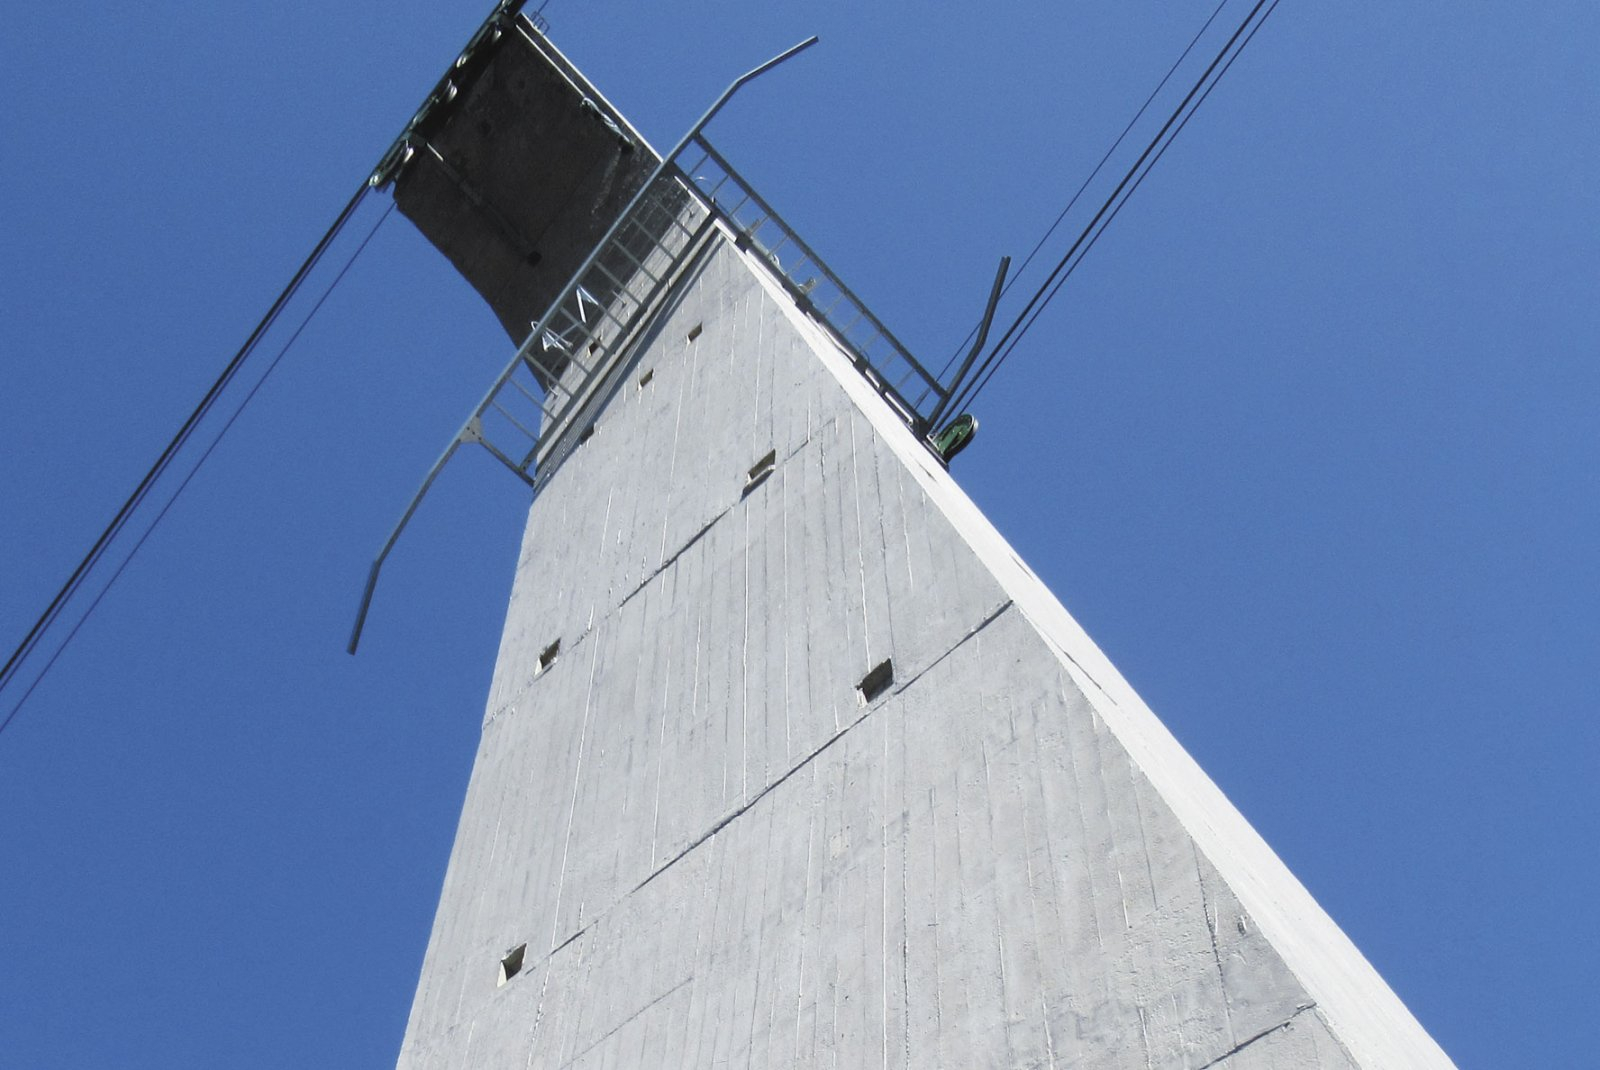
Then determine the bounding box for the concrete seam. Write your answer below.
[1194,840,1238,1048]
[613,424,820,618]
[484,423,840,729]
[1194,1003,1318,1070]
[887,598,1014,700]
[557,973,695,1069]
[1035,625,1119,708]
[486,421,834,733]
[631,597,1017,898]
[548,635,601,951]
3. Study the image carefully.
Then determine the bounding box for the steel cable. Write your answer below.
[959,0,1285,410]
[943,0,1282,419]
[0,191,391,739]
[934,0,1232,385]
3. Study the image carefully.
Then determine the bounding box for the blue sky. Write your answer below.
[2,2,1595,1065]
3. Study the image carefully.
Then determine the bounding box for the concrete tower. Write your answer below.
[375,10,1455,1067]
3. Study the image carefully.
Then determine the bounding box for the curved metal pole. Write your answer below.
[567,37,819,249]
[680,36,818,154]
[347,438,464,654]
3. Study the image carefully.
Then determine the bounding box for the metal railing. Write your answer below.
[678,135,948,430]
[349,36,820,652]
[471,174,712,489]
[353,34,968,651]
[465,133,955,503]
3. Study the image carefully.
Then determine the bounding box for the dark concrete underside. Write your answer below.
[394,18,658,344]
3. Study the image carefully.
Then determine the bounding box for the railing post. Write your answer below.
[926,255,1010,433]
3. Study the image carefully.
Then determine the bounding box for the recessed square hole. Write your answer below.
[638,368,654,389]
[743,449,776,496]
[537,639,560,675]
[498,943,526,987]
[578,424,596,445]
[687,322,703,343]
[857,659,894,704]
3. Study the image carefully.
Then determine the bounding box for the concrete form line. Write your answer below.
[613,425,820,620]
[630,703,870,896]
[549,638,602,951]
[557,973,695,1068]
[480,420,840,729]
[632,597,1016,897]
[887,598,1014,700]
[528,596,1024,975]
[1033,626,1119,709]
[619,508,728,615]
[497,417,845,730]
[1194,840,1238,1047]
[1194,1003,1318,1069]
[551,922,587,958]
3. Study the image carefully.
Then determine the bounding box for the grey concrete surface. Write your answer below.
[394,234,1454,1068]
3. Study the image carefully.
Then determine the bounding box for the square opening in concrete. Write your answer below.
[498,943,526,987]
[857,659,894,704]
[537,639,560,675]
[744,449,777,496]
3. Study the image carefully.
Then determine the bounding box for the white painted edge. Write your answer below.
[736,234,1457,1070]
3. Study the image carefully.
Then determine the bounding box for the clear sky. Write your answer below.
[2,2,1595,1066]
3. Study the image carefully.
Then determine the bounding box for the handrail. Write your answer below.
[348,37,820,654]
[684,134,947,429]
